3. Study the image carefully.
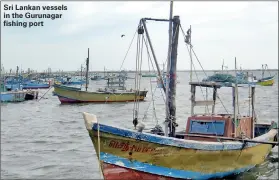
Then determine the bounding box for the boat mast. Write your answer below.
[80,65,83,83]
[165,0,173,137]
[233,57,238,137]
[261,64,268,78]
[167,15,180,137]
[85,48,90,91]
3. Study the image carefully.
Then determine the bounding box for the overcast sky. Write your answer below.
[1,1,278,72]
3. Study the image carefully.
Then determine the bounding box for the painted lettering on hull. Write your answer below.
[108,140,155,153]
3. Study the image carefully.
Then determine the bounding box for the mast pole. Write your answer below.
[189,25,192,82]
[251,85,256,138]
[85,48,89,91]
[80,65,83,87]
[168,15,180,137]
[233,57,237,137]
[165,0,173,137]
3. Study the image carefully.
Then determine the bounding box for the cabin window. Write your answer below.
[189,120,225,135]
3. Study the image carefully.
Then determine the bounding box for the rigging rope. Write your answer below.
[147,43,158,124]
[133,24,144,129]
[180,25,230,114]
[119,29,138,71]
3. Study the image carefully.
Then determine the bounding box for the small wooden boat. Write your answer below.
[53,49,148,103]
[22,80,50,89]
[256,75,275,86]
[254,64,275,86]
[0,83,38,102]
[53,84,147,103]
[82,8,278,179]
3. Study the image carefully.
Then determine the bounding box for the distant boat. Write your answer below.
[55,75,86,86]
[22,80,50,89]
[255,64,275,86]
[238,64,275,86]
[53,48,148,103]
[256,75,275,86]
[141,73,157,77]
[1,82,38,102]
[90,73,102,81]
[4,74,50,89]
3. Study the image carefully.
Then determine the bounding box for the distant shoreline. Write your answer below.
[1,69,278,75]
[54,69,279,73]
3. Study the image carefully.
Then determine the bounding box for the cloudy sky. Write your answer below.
[1,1,278,72]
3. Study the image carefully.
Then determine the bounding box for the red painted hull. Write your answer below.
[102,163,179,180]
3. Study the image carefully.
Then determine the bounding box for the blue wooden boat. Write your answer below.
[22,80,50,89]
[5,83,23,91]
[4,75,50,89]
[0,83,37,102]
[1,82,24,102]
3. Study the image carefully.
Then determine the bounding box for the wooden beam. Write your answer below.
[177,133,278,146]
[194,100,214,106]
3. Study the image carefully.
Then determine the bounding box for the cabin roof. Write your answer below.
[189,82,222,88]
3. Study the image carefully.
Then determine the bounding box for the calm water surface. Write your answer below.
[1,71,278,179]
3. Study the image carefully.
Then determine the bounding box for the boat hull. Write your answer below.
[101,162,177,180]
[256,77,274,86]
[53,85,148,103]
[0,92,25,102]
[83,113,277,180]
[22,84,50,89]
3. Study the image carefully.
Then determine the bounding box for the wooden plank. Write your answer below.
[194,100,214,106]
[177,133,278,146]
[189,82,222,88]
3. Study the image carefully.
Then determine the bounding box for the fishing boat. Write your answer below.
[255,64,275,86]
[53,49,148,103]
[256,76,275,86]
[82,4,278,179]
[1,67,39,101]
[236,65,275,86]
[4,74,50,90]
[1,82,38,102]
[91,73,102,80]
[21,80,50,89]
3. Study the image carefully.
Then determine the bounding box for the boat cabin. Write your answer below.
[183,82,255,142]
